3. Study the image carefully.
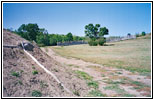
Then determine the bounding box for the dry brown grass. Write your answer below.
[51,36,151,75]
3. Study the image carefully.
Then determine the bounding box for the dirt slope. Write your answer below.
[3,29,90,97]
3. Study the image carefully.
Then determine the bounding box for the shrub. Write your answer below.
[32,66,35,69]
[32,90,42,97]
[11,71,20,77]
[88,81,99,89]
[32,70,38,75]
[135,34,140,37]
[98,38,106,46]
[88,40,98,46]
[73,90,80,96]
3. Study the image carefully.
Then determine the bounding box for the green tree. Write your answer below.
[66,32,73,42]
[36,28,49,46]
[141,31,146,36]
[73,36,79,41]
[85,23,109,46]
[17,23,39,41]
[49,34,57,46]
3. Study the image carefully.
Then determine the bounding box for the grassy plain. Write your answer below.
[51,35,151,75]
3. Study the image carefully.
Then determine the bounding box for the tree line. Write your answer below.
[13,23,85,46]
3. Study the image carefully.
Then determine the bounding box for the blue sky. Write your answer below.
[3,3,151,36]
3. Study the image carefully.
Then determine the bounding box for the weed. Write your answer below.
[18,80,23,85]
[130,80,149,90]
[32,70,38,75]
[40,81,48,88]
[73,90,80,96]
[68,64,73,67]
[20,70,24,73]
[75,70,92,80]
[122,93,136,97]
[32,90,42,97]
[11,71,20,77]
[87,81,99,89]
[101,74,105,77]
[105,79,125,85]
[32,66,35,69]
[116,72,122,74]
[89,90,106,97]
[104,84,125,94]
[53,68,58,72]
[68,64,79,68]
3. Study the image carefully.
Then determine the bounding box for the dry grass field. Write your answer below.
[51,35,151,76]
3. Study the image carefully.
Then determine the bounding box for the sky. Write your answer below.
[3,3,151,36]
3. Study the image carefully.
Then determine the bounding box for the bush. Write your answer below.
[135,34,140,37]
[98,38,106,46]
[32,70,38,75]
[37,43,45,47]
[32,90,42,97]
[11,71,20,77]
[88,40,98,46]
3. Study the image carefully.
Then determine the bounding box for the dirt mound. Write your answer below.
[3,29,90,97]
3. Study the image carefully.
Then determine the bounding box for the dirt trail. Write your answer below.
[41,47,151,97]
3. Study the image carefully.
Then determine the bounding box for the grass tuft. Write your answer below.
[32,70,38,75]
[11,71,20,77]
[88,90,106,97]
[32,90,42,97]
[75,70,92,81]
[87,81,99,89]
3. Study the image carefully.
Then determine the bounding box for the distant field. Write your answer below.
[51,35,151,75]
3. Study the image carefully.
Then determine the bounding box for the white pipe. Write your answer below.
[21,42,72,94]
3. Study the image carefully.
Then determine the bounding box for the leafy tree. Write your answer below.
[141,31,146,36]
[17,23,39,41]
[55,34,63,43]
[73,36,79,41]
[48,34,57,46]
[98,38,106,46]
[66,32,73,42]
[85,23,109,46]
[36,28,49,46]
[99,27,109,37]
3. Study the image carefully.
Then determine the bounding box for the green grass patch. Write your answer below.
[122,93,136,97]
[75,70,92,81]
[67,64,80,68]
[105,79,126,85]
[32,66,35,69]
[17,80,23,85]
[88,90,106,97]
[101,74,105,77]
[130,80,149,90]
[116,72,122,74]
[32,70,38,75]
[32,90,42,97]
[11,71,20,77]
[87,81,99,89]
[73,90,80,96]
[104,84,125,94]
